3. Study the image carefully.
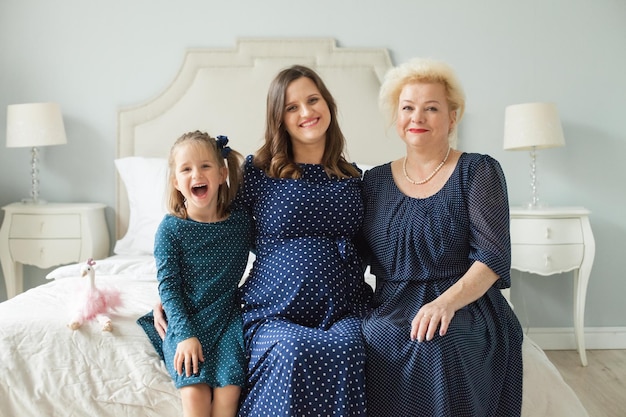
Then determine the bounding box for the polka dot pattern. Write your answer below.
[361,153,524,417]
[237,156,371,416]
[154,208,253,389]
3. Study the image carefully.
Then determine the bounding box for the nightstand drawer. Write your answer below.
[9,214,81,239]
[511,244,584,275]
[510,218,583,245]
[9,239,82,268]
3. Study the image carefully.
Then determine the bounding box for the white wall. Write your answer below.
[1,0,625,333]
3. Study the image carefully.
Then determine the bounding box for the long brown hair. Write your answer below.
[166,131,244,219]
[253,65,359,179]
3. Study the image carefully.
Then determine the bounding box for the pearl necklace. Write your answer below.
[403,147,451,185]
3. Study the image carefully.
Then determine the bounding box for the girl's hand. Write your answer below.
[174,337,205,377]
[410,300,455,343]
[153,302,167,340]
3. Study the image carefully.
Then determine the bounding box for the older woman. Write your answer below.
[360,58,523,416]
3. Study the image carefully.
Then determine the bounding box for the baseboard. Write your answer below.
[525,327,626,350]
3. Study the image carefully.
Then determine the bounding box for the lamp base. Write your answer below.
[24,146,45,205]
[525,147,548,210]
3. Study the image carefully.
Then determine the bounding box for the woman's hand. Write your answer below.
[153,302,168,340]
[174,337,205,377]
[410,262,500,342]
[410,300,455,342]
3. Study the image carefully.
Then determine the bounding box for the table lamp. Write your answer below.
[503,102,565,209]
[6,102,68,204]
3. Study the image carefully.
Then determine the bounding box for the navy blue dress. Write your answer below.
[237,156,372,416]
[361,153,523,417]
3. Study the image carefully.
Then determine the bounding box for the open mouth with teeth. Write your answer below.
[191,184,208,197]
[300,118,319,128]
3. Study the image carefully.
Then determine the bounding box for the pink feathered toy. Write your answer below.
[68,258,122,332]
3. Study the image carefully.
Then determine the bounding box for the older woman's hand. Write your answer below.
[153,302,168,340]
[410,301,454,343]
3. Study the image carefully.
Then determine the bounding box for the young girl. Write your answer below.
[150,131,252,417]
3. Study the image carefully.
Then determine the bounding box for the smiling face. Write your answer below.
[172,142,227,222]
[282,76,331,161]
[396,82,456,148]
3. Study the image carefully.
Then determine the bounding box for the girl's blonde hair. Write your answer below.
[253,65,360,179]
[166,130,244,219]
[379,58,466,145]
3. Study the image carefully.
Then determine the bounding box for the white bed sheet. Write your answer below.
[0,256,588,417]
[0,258,182,417]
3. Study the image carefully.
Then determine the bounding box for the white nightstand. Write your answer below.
[0,202,110,299]
[510,206,595,366]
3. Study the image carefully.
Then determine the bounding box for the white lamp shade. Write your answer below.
[6,102,67,148]
[503,102,565,151]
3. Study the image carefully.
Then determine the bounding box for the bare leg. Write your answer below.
[180,383,212,417]
[212,385,241,417]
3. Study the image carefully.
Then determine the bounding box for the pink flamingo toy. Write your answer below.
[68,258,122,332]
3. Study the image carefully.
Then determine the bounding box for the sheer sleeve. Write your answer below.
[466,155,511,289]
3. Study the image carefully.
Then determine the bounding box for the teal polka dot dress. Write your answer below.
[153,207,252,389]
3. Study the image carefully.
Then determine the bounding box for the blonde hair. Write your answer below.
[379,58,466,145]
[166,130,244,219]
[254,65,360,179]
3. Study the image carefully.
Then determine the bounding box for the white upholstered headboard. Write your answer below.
[116,38,403,239]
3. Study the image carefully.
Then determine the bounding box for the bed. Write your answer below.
[0,38,589,416]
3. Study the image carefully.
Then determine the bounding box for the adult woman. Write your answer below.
[235,65,371,416]
[360,58,523,416]
[152,65,372,416]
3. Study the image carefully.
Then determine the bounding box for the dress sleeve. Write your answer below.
[233,155,258,212]
[232,155,258,254]
[466,155,511,289]
[354,169,372,266]
[155,217,195,343]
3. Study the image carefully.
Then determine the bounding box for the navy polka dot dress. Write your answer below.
[237,156,372,417]
[361,153,523,417]
[151,208,252,389]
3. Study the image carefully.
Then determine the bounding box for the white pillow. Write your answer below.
[114,157,168,256]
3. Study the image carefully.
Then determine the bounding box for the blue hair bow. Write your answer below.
[216,135,231,158]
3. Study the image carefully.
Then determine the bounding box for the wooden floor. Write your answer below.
[545,349,626,417]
